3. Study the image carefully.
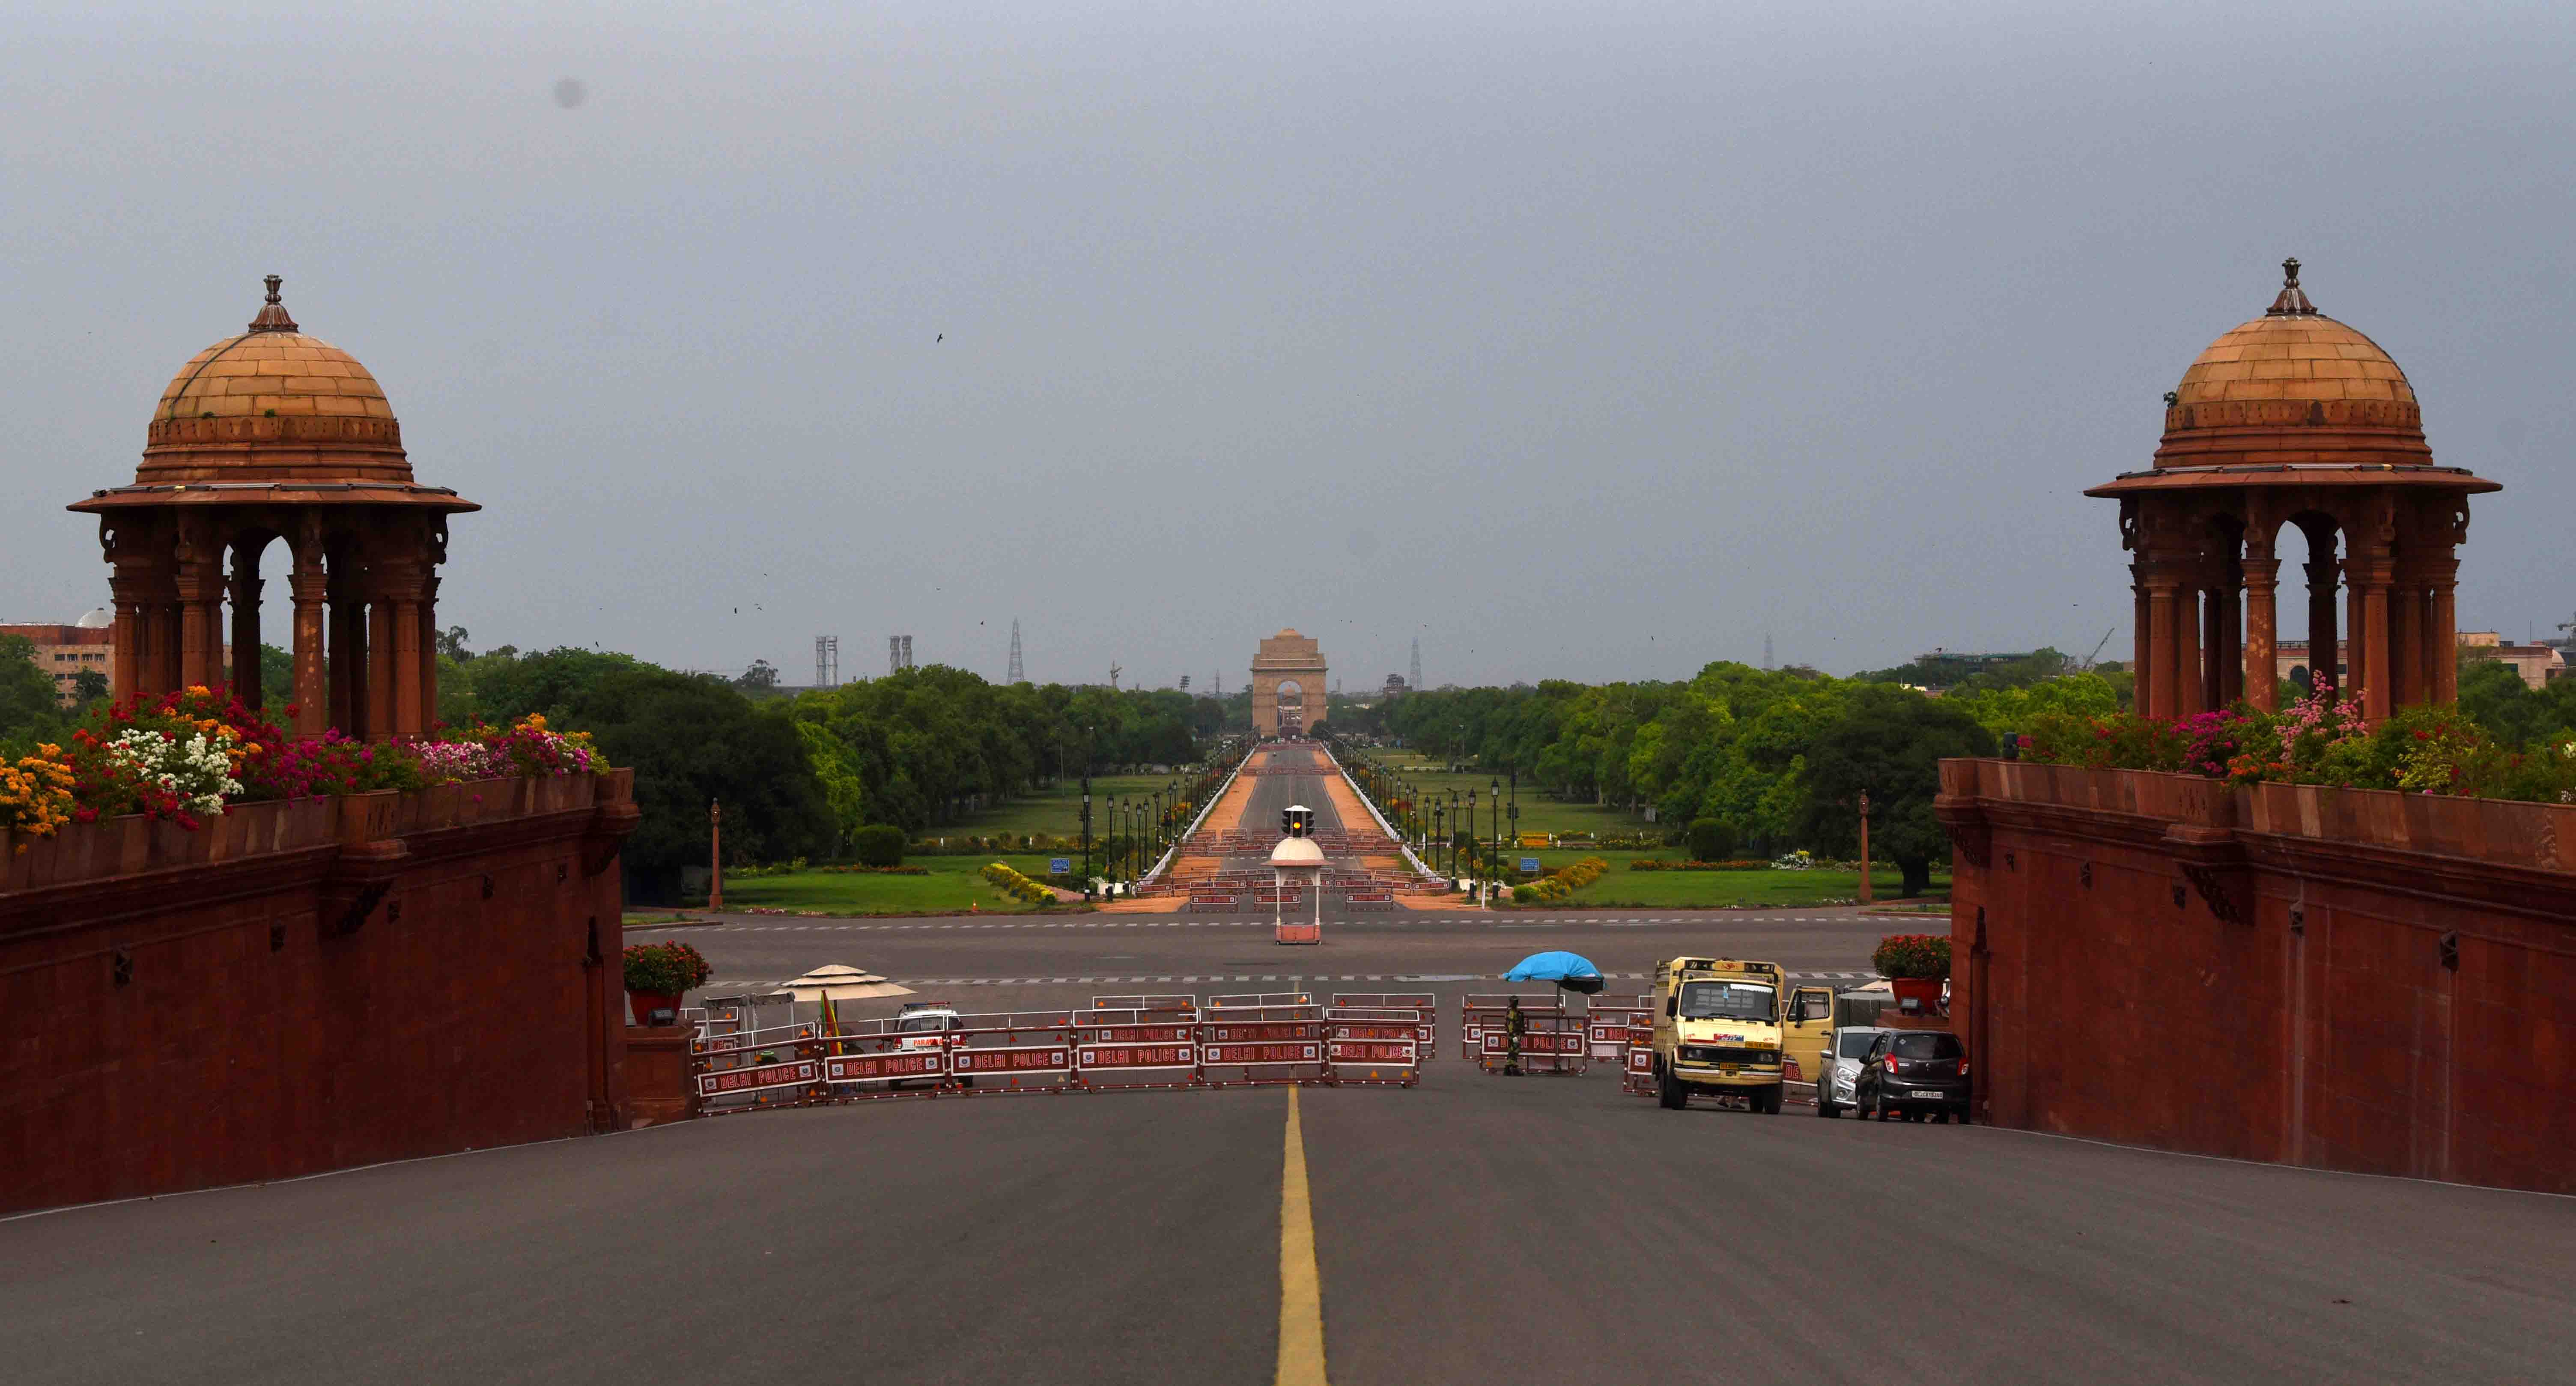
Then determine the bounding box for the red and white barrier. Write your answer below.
[1334,992,1437,1059]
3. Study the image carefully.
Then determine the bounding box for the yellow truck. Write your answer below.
[1649,956,1834,1113]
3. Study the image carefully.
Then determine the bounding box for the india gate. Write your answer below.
[1250,628,1325,736]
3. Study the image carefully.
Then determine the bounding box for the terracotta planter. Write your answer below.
[628,990,683,1026]
[1888,977,1946,1015]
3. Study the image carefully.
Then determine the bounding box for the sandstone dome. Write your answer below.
[77,276,471,513]
[2149,259,2433,472]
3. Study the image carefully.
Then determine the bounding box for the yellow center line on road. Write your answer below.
[1277,1085,1330,1386]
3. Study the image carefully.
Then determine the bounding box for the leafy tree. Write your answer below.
[0,635,66,751]
[734,659,780,694]
[71,668,111,704]
[258,643,294,710]
[1799,685,1995,897]
[434,625,473,660]
[850,824,905,867]
[567,668,832,901]
[1686,817,1736,862]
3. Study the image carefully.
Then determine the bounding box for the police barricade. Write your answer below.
[1334,993,1437,1059]
[1588,994,1651,1062]
[1201,1004,1327,1086]
[1322,1007,1422,1087]
[1209,992,1312,1009]
[1477,1013,1589,1075]
[805,1009,1078,1101]
[1070,1007,1204,1092]
[692,1012,826,1112]
[1091,994,1200,1016]
[1461,992,1563,1064]
[1621,1012,1657,1097]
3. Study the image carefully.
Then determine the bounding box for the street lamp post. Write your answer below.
[1108,794,1120,894]
[1507,770,1520,873]
[1489,777,1501,906]
[1858,789,1873,905]
[1081,772,1093,900]
[708,799,723,912]
[1473,783,1494,901]
[1434,803,1446,876]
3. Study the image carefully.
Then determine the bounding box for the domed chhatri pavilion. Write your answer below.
[69,277,475,738]
[2086,259,2498,723]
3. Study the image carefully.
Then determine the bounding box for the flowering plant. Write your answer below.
[0,745,78,849]
[622,941,712,995]
[1873,933,1951,980]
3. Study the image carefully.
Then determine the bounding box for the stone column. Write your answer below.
[2131,578,2152,699]
[2174,582,2204,717]
[2145,579,2182,720]
[289,559,330,737]
[2349,547,2394,722]
[229,543,265,709]
[2428,556,2461,706]
[2389,563,2432,708]
[2304,551,2339,700]
[2242,547,2280,712]
[416,574,441,733]
[329,556,365,736]
[390,583,425,738]
[367,585,399,742]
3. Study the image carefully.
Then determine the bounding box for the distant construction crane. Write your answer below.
[1006,619,1025,684]
[2079,626,2116,671]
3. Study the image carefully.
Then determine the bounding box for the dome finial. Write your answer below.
[2266,256,2316,316]
[248,273,299,334]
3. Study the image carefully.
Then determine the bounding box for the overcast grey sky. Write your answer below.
[7,0,2570,689]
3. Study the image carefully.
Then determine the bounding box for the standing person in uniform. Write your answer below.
[1504,996,1527,1076]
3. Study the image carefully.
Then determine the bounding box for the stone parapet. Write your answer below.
[0,769,641,1216]
[1938,757,2576,1195]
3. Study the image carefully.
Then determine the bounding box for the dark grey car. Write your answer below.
[1852,1029,1971,1123]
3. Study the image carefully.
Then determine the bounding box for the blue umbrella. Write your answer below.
[1503,951,1606,995]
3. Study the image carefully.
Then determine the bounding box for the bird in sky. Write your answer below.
[936,334,944,342]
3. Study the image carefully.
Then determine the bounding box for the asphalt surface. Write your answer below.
[14,750,2565,1381]
[6,1057,2568,1384]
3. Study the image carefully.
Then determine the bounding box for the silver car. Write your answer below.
[1814,1025,1891,1118]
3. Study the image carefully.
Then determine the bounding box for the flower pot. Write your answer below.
[628,990,683,1027]
[1889,977,1945,1015]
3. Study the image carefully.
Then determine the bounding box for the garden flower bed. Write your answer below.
[1,684,622,891]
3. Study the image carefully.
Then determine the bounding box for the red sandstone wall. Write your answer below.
[1940,760,2576,1195]
[0,772,639,1215]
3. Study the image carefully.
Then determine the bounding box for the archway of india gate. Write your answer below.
[1250,628,1326,737]
[68,276,473,739]
[2086,259,2498,724]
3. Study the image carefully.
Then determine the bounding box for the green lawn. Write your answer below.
[1472,849,1945,909]
[937,775,1204,841]
[715,855,1076,915]
[1361,753,1649,839]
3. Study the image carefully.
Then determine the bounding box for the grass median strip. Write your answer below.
[1277,1084,1329,1386]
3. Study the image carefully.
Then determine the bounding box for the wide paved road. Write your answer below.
[6,1033,2567,1385]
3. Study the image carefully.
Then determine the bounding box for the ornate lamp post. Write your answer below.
[709,799,724,912]
[1507,769,1520,864]
[1433,802,1446,876]
[1466,787,1480,903]
[1489,777,1501,905]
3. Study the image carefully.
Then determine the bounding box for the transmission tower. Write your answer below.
[814,635,839,689]
[1006,618,1025,684]
[1410,637,1422,692]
